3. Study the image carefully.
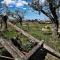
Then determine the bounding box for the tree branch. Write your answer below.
[49,2,58,20]
[41,9,54,23]
[55,5,60,9]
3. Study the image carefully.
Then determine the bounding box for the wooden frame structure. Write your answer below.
[0,22,60,60]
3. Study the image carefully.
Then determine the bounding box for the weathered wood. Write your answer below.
[0,37,44,60]
[25,42,43,60]
[44,44,60,59]
[0,55,14,60]
[0,37,26,60]
[0,44,3,48]
[7,22,60,59]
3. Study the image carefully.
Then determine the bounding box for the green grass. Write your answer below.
[16,22,60,53]
[0,22,60,53]
[0,26,36,52]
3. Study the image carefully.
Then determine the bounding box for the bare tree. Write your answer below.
[14,10,24,26]
[28,0,60,40]
[0,15,3,28]
[2,14,8,29]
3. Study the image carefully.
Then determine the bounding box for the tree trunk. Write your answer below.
[52,23,59,40]
[1,19,2,28]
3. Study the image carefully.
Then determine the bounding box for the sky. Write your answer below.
[0,0,48,20]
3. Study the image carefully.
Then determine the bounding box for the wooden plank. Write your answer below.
[0,37,25,60]
[0,44,3,48]
[44,44,60,59]
[0,55,14,60]
[25,42,43,60]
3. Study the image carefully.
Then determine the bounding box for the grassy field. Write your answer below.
[0,22,60,52]
[16,22,60,53]
[0,24,37,52]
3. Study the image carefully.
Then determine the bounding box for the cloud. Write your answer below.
[16,2,24,7]
[16,0,28,7]
[1,0,28,7]
[22,1,28,5]
[41,0,45,3]
[1,0,15,6]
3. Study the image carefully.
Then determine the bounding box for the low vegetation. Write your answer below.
[0,22,60,60]
[0,22,60,52]
[0,25,37,52]
[16,22,60,53]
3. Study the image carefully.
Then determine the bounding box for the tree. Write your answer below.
[2,14,8,29]
[28,0,60,40]
[1,2,9,30]
[15,10,23,26]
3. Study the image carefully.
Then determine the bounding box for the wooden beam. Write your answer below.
[0,46,3,49]
[0,44,3,48]
[0,37,26,60]
[25,43,43,60]
[0,55,14,60]
[44,44,60,59]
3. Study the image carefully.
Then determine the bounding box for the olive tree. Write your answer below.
[28,0,60,40]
